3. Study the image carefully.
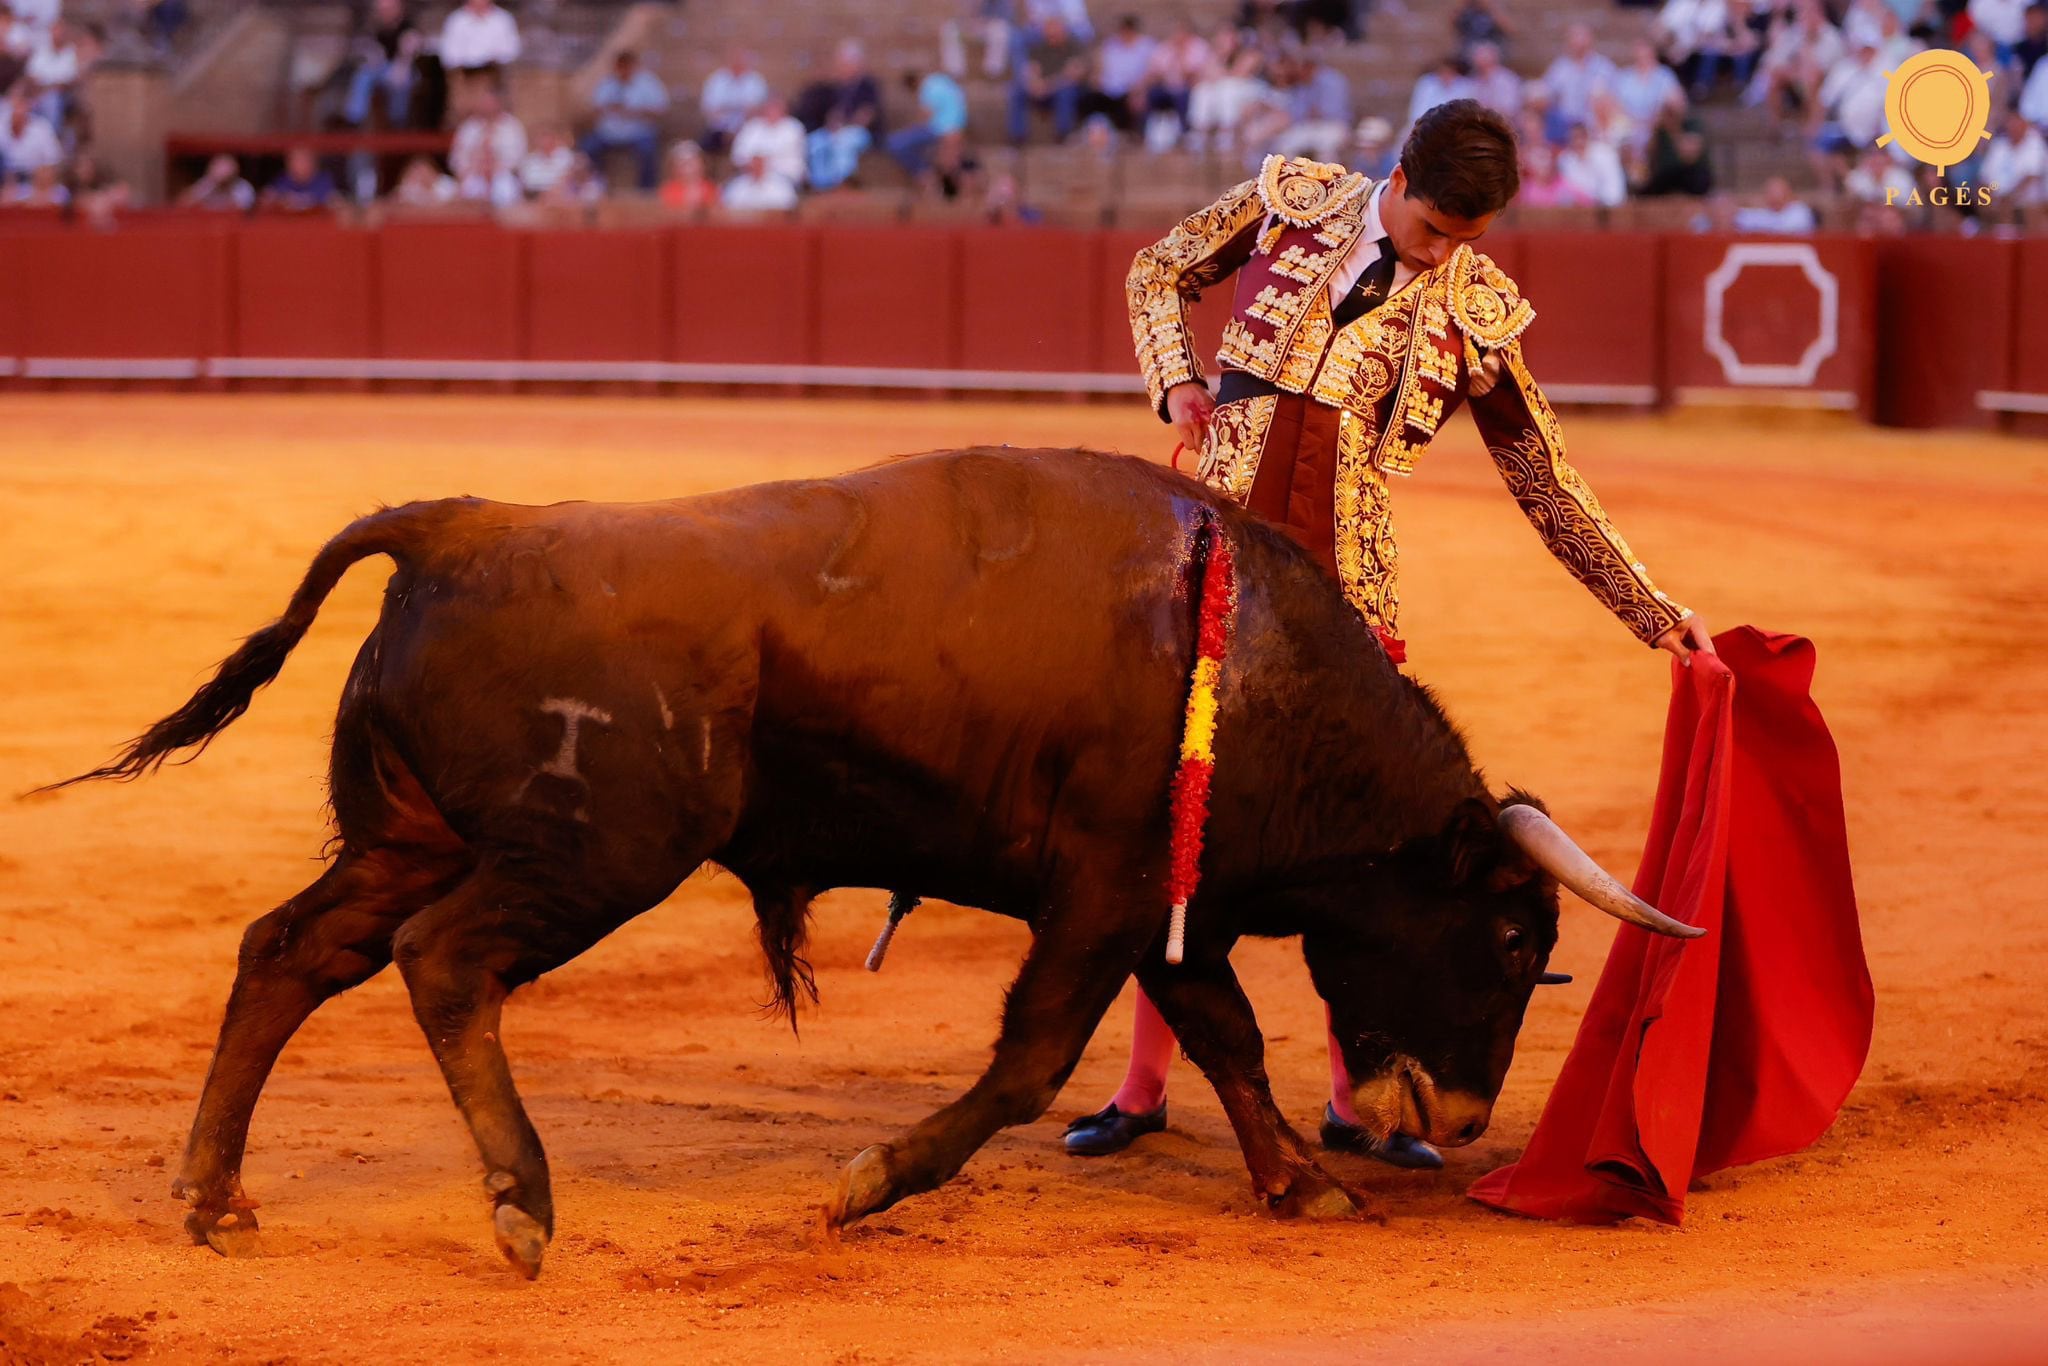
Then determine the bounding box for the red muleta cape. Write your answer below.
[1467,627,1873,1225]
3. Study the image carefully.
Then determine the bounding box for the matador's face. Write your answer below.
[1381,164,1499,274]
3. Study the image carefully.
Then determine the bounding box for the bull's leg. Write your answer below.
[1134,955,1375,1221]
[824,878,1158,1231]
[390,868,626,1279]
[174,847,460,1255]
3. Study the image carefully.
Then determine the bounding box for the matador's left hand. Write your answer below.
[1656,613,1716,665]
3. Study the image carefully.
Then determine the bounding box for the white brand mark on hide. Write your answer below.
[539,698,613,781]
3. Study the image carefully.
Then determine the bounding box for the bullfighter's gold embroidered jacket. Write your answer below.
[1127,154,1689,648]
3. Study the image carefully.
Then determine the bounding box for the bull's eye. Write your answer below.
[1501,926,1524,952]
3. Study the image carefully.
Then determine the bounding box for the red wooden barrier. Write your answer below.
[1873,237,2017,429]
[525,229,667,362]
[2012,240,2048,404]
[815,226,961,369]
[1515,232,1662,400]
[14,228,229,360]
[233,224,376,359]
[958,228,1100,373]
[672,225,815,365]
[377,222,523,361]
[1662,235,1876,417]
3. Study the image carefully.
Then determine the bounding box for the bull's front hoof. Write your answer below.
[823,1144,896,1233]
[492,1202,548,1280]
[176,1177,265,1257]
[1269,1173,1381,1223]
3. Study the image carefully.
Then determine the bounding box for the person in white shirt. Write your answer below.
[700,49,768,153]
[1540,24,1618,141]
[1609,41,1685,128]
[1981,107,2048,205]
[0,88,61,181]
[720,154,797,212]
[24,17,80,125]
[1842,147,1914,202]
[1816,40,1890,150]
[439,0,519,103]
[729,95,806,187]
[1750,0,1844,124]
[1732,174,1818,231]
[1558,119,1628,205]
[1466,41,1522,116]
[1086,14,1156,128]
[2022,55,2048,126]
[7,0,54,38]
[456,142,522,208]
[1968,0,2029,61]
[519,127,577,199]
[1407,54,1475,128]
[450,87,528,183]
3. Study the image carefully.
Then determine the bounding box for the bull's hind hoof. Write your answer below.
[189,1209,265,1258]
[823,1144,895,1233]
[1270,1174,1379,1223]
[493,1203,548,1279]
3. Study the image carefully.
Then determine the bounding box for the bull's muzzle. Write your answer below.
[1350,1058,1492,1148]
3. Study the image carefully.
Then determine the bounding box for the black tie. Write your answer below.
[1332,238,1397,328]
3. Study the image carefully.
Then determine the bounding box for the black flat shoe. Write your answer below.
[1062,1102,1168,1156]
[1320,1102,1444,1170]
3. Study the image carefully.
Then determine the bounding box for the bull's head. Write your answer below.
[1303,794,1701,1150]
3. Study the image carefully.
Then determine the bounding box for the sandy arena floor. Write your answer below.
[1,394,2045,1364]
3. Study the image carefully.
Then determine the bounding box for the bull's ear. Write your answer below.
[1442,797,1505,888]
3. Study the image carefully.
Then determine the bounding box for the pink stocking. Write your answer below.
[1108,986,1176,1113]
[1325,1003,1362,1125]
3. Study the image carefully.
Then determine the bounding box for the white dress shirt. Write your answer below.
[439,4,520,70]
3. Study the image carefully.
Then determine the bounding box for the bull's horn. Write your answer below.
[1497,805,1705,940]
[1536,970,1573,985]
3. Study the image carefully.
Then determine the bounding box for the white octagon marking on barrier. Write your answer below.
[1702,243,1839,387]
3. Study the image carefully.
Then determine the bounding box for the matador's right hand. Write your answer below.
[1166,382,1215,455]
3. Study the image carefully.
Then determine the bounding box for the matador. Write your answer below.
[1063,99,1714,1168]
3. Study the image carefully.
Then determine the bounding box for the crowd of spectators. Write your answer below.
[0,0,132,218]
[29,0,2040,229]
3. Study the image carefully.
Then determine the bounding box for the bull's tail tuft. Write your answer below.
[755,889,821,1034]
[33,504,435,795]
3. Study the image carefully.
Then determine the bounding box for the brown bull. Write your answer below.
[48,447,1696,1278]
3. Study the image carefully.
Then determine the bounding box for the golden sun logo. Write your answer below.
[1876,48,1995,176]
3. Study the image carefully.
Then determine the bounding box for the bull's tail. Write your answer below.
[36,504,439,793]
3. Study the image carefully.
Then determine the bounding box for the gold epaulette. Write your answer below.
[1448,245,1537,349]
[1255,154,1370,228]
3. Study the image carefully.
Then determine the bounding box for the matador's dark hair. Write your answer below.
[1398,98,1521,220]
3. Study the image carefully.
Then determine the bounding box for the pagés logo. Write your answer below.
[1876,48,1995,177]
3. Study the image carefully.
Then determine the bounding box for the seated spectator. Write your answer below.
[1611,40,1684,129]
[1140,16,1210,139]
[136,0,188,55]
[391,154,457,206]
[455,142,520,206]
[806,105,870,190]
[1010,14,1088,142]
[887,68,968,175]
[260,146,337,213]
[0,4,28,98]
[1659,0,1760,95]
[940,0,1017,81]
[1085,14,1156,131]
[721,153,797,212]
[1749,1,1843,125]
[730,95,806,187]
[1970,0,2028,66]
[2017,2,2047,77]
[0,88,61,185]
[2024,43,2048,123]
[1981,104,2048,205]
[5,158,64,205]
[1023,0,1094,44]
[580,48,668,190]
[344,0,421,128]
[1185,24,1266,150]
[700,48,766,155]
[65,152,127,225]
[1813,38,1889,174]
[1841,146,1914,202]
[1637,103,1714,194]
[438,0,519,105]
[1732,173,1816,231]
[1466,41,1523,116]
[1270,52,1351,163]
[451,86,527,185]
[921,128,983,200]
[1452,0,1516,58]
[1408,55,1475,128]
[795,38,882,137]
[981,168,1043,224]
[1351,114,1396,178]
[520,126,576,198]
[178,153,254,211]
[1540,23,1618,141]
[25,18,83,125]
[1519,142,1591,207]
[659,140,719,216]
[1558,120,1627,205]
